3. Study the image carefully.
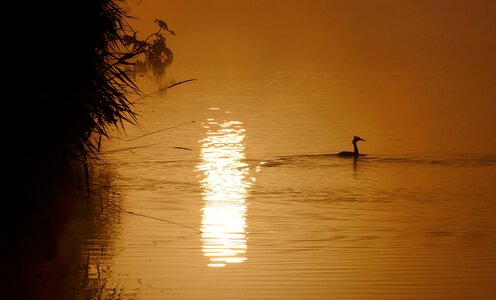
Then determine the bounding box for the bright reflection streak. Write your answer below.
[196,117,251,267]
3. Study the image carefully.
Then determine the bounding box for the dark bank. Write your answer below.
[2,1,143,298]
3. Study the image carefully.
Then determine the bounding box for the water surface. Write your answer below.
[87,69,496,299]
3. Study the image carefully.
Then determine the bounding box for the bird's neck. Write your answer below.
[353,142,359,155]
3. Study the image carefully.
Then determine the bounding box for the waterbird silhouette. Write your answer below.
[337,136,366,158]
[154,19,176,35]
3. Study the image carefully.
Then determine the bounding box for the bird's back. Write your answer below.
[337,151,366,158]
[337,151,355,157]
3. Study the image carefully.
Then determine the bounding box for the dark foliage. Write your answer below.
[2,1,146,297]
[122,18,175,77]
[4,0,139,197]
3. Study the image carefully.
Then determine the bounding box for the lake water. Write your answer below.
[76,66,496,299]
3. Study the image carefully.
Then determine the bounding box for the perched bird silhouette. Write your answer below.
[337,136,366,158]
[154,19,176,35]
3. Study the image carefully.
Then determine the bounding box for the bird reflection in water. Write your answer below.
[196,116,252,267]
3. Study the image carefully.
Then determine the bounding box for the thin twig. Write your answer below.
[130,78,197,104]
[107,200,200,232]
[167,78,197,89]
[115,120,195,142]
[101,142,161,154]
[172,146,194,151]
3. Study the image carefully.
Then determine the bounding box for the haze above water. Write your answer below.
[127,0,496,155]
[85,1,495,299]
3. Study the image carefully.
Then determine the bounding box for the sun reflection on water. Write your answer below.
[196,117,251,267]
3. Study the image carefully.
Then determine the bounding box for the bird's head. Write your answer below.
[353,136,365,143]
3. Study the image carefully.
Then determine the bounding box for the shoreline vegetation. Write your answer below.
[2,1,178,298]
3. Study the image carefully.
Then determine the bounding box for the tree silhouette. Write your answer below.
[122,18,175,76]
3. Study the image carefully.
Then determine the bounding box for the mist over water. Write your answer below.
[126,0,496,156]
[92,70,496,299]
[80,0,496,298]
